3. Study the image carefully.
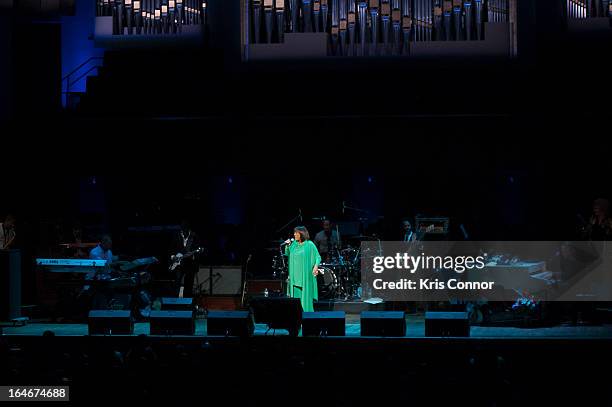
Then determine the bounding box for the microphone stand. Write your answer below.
[241,255,252,307]
[275,209,303,234]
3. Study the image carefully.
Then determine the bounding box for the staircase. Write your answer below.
[68,48,226,118]
[62,56,104,110]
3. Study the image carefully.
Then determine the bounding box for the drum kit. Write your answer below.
[318,245,361,300]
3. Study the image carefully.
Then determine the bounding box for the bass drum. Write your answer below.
[318,266,339,300]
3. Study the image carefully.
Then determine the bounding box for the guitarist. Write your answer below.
[171,220,201,298]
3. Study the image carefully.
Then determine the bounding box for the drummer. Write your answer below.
[314,218,341,263]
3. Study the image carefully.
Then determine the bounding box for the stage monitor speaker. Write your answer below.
[197,266,243,295]
[250,296,302,336]
[150,310,195,335]
[207,310,254,336]
[161,297,194,311]
[360,311,406,337]
[88,310,133,335]
[0,249,21,321]
[425,311,470,337]
[302,311,346,336]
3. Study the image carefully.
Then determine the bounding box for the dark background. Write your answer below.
[3,117,610,303]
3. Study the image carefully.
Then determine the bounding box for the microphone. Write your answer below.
[281,238,294,246]
[299,208,302,222]
[342,201,345,214]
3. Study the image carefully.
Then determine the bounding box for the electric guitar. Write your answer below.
[169,247,204,272]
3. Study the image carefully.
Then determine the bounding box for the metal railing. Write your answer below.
[62,56,104,95]
[61,56,104,107]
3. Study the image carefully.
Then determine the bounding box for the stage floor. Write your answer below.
[4,314,612,339]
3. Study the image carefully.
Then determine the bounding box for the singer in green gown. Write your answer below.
[285,227,321,313]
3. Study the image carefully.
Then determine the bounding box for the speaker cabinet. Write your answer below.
[302,311,346,336]
[88,310,133,335]
[250,296,302,336]
[150,310,195,335]
[425,311,470,337]
[207,310,254,336]
[360,311,406,337]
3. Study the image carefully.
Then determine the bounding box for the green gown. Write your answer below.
[285,240,321,312]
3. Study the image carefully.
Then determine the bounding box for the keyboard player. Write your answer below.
[89,235,118,264]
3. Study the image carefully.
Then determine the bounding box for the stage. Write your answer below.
[3,315,612,404]
[4,314,612,339]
